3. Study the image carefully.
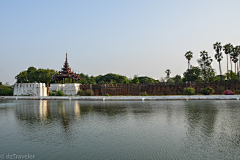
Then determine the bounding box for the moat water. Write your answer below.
[0,100,240,160]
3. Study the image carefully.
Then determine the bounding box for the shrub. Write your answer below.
[222,90,234,95]
[77,89,94,96]
[141,92,148,96]
[85,89,94,96]
[105,93,110,96]
[49,90,57,96]
[234,90,240,94]
[55,90,65,96]
[200,87,215,95]
[77,89,85,96]
[183,87,195,95]
[0,84,13,96]
[218,86,225,94]
[49,90,65,96]
[49,91,54,96]
[176,90,181,95]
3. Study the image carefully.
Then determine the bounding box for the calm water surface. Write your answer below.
[0,100,240,160]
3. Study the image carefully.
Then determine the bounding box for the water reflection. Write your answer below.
[185,101,218,137]
[39,100,49,121]
[1,100,240,159]
[74,102,80,119]
[183,101,240,159]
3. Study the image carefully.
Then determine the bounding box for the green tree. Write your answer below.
[89,76,96,84]
[225,70,239,80]
[182,66,202,82]
[172,75,182,83]
[198,51,214,81]
[99,73,130,84]
[131,75,140,84]
[0,83,13,96]
[15,67,58,84]
[138,76,159,84]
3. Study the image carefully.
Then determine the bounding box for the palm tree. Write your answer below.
[229,45,234,74]
[231,46,239,79]
[185,51,193,70]
[200,50,207,81]
[223,43,232,80]
[165,69,171,78]
[214,42,223,79]
[214,52,223,78]
[185,51,193,83]
[236,46,240,78]
[232,58,238,78]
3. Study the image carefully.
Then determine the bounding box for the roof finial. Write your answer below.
[66,52,67,62]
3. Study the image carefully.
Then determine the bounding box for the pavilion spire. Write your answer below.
[66,52,67,62]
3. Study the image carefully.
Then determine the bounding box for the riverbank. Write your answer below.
[1,95,240,101]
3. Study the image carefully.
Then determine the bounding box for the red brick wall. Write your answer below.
[80,80,240,96]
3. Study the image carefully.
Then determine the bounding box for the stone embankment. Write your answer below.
[1,95,240,101]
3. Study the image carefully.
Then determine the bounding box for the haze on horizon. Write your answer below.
[1,0,240,85]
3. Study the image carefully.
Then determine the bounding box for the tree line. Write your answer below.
[0,82,13,96]
[15,67,58,84]
[14,42,240,85]
[14,67,160,85]
[165,42,240,83]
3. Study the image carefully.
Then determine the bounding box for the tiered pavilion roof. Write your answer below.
[52,53,80,83]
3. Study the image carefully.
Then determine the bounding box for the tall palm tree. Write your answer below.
[165,69,171,78]
[236,46,240,78]
[229,45,234,74]
[214,42,223,79]
[230,52,234,79]
[223,43,232,80]
[185,51,193,70]
[185,51,193,83]
[233,58,238,78]
[200,50,207,81]
[214,52,223,78]
[231,46,239,79]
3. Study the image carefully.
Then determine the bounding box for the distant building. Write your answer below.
[52,53,81,83]
[50,53,81,96]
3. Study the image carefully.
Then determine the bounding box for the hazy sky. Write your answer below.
[1,0,240,85]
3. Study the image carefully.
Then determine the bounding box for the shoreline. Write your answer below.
[1,95,240,101]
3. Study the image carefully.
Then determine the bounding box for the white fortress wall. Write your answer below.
[14,83,47,96]
[49,83,81,96]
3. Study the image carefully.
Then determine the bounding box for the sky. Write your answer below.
[1,0,240,85]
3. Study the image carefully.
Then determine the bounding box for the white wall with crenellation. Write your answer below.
[14,83,47,96]
[49,83,81,96]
